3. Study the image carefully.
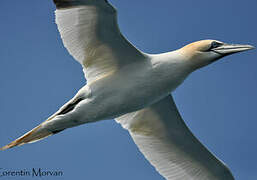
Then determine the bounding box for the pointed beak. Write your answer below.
[212,43,255,56]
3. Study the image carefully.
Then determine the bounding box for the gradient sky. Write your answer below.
[0,0,256,179]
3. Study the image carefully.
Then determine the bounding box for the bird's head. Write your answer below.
[179,40,254,70]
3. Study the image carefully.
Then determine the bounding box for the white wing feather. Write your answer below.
[54,0,145,83]
[116,95,234,180]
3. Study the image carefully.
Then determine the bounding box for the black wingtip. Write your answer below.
[53,0,85,9]
[53,0,111,9]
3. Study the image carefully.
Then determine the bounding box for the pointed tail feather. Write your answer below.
[0,124,63,151]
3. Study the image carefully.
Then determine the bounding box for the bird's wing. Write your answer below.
[53,0,145,83]
[116,95,234,180]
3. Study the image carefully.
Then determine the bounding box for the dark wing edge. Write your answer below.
[53,0,112,9]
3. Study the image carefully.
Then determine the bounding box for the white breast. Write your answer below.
[85,52,191,120]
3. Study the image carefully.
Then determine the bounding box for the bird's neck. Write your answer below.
[148,50,193,93]
[151,50,194,75]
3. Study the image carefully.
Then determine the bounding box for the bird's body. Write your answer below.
[1,0,254,180]
[45,50,190,131]
[87,51,188,116]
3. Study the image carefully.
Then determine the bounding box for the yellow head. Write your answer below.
[179,40,254,70]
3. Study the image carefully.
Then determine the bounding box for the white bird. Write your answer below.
[1,0,254,179]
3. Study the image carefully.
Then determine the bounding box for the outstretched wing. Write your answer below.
[116,95,234,180]
[53,0,145,83]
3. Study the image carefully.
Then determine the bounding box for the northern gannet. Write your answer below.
[1,0,254,179]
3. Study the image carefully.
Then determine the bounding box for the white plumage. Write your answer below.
[1,0,254,180]
[55,3,144,83]
[117,95,234,180]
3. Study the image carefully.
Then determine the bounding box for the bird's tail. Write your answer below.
[0,123,64,151]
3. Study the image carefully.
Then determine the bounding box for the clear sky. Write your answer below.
[0,0,256,179]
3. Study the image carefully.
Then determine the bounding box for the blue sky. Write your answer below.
[0,0,256,179]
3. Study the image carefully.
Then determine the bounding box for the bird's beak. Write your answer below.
[212,43,255,56]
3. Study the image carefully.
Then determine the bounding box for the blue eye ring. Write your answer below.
[211,41,223,49]
[206,41,223,52]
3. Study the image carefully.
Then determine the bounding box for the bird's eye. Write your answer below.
[206,41,223,52]
[210,41,223,49]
